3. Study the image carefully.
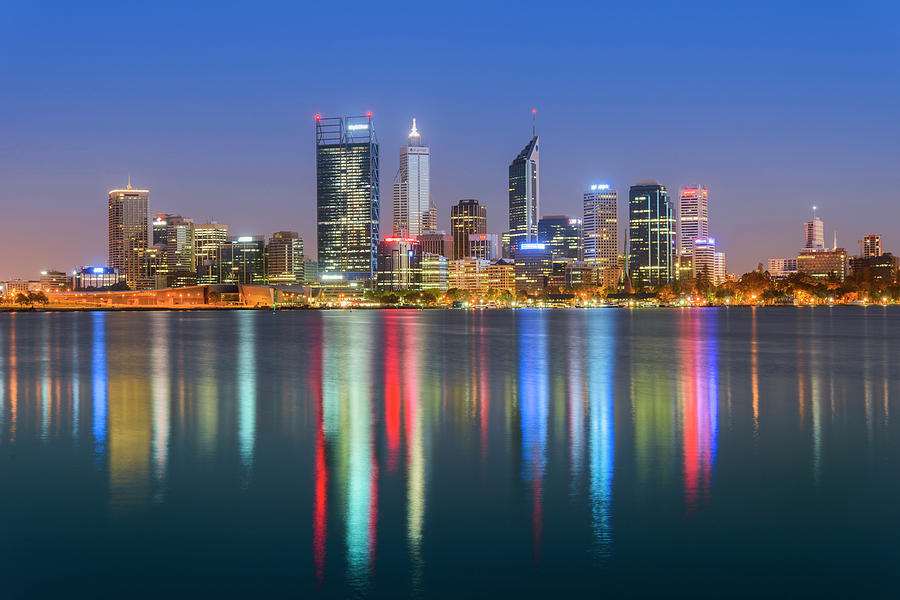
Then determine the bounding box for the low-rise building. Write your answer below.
[797,248,847,281]
[514,243,553,293]
[448,258,491,294]
[422,252,448,292]
[849,253,896,284]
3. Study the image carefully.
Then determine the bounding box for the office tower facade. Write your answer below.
[267,231,305,284]
[469,233,500,261]
[165,216,195,274]
[152,213,169,246]
[804,216,825,249]
[108,180,149,289]
[514,243,553,292]
[488,259,515,292]
[679,185,709,257]
[418,230,452,258]
[714,252,726,285]
[194,223,228,284]
[218,236,267,284]
[691,237,717,282]
[861,234,883,258]
[448,258,492,294]
[392,119,434,237]
[583,184,619,288]
[628,181,676,288]
[316,114,379,283]
[39,270,69,291]
[797,247,847,281]
[451,199,487,260]
[508,136,539,250]
[421,253,449,292]
[767,258,798,278]
[849,253,896,284]
[538,215,583,260]
[376,237,422,291]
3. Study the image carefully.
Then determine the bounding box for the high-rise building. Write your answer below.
[804,216,825,249]
[679,185,709,257]
[152,213,169,246]
[376,237,422,291]
[508,136,539,250]
[514,243,553,292]
[767,258,798,278]
[316,114,379,283]
[469,233,500,261]
[451,199,487,260]
[421,253,448,292]
[267,231,305,285]
[628,181,676,288]
[448,258,491,294]
[691,237,718,283]
[538,215,582,260]
[165,216,196,274]
[583,184,618,287]
[861,234,883,258]
[108,179,149,288]
[392,119,433,237]
[714,252,726,286]
[797,247,847,281]
[418,230,452,259]
[194,222,228,284]
[218,236,267,284]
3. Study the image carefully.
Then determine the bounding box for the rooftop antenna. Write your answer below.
[833,230,837,251]
[532,109,537,137]
[812,205,817,221]
[127,173,132,190]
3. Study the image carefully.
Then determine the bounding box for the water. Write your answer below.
[0,308,897,597]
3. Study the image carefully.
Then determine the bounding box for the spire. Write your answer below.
[127,173,132,190]
[532,109,536,137]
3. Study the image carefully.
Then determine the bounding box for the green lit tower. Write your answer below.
[628,181,676,288]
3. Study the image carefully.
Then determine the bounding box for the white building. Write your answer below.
[714,252,726,286]
[804,216,825,249]
[679,185,709,257]
[392,119,434,237]
[767,258,798,278]
[583,184,618,287]
[692,237,718,283]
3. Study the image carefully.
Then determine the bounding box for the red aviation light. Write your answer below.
[366,111,372,117]
[315,114,321,121]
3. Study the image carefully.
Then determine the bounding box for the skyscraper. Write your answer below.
[451,199,487,260]
[392,119,433,237]
[218,236,267,284]
[267,231,304,284]
[628,181,676,288]
[861,234,882,258]
[108,178,149,289]
[583,184,618,287]
[804,216,825,249]
[165,215,195,274]
[691,237,717,282]
[538,215,582,260]
[508,135,539,250]
[679,185,708,257]
[194,222,228,284]
[316,113,379,283]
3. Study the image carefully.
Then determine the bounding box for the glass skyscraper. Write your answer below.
[108,179,149,289]
[451,199,487,260]
[628,181,676,288]
[508,136,539,251]
[583,184,618,288]
[538,215,582,260]
[316,114,379,283]
[392,119,433,237]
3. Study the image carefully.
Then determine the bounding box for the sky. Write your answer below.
[1,0,899,278]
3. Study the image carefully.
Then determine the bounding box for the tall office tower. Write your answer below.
[691,237,717,282]
[469,233,501,261]
[861,234,883,258]
[679,185,709,257]
[165,216,196,273]
[451,199,487,259]
[714,252,726,285]
[218,236,267,284]
[538,215,582,260]
[152,213,169,246]
[392,119,433,237]
[583,185,618,275]
[804,216,825,249]
[508,135,539,250]
[376,237,422,291]
[108,178,149,289]
[194,222,228,284]
[316,113,379,283]
[418,230,452,258]
[267,231,305,284]
[628,181,676,288]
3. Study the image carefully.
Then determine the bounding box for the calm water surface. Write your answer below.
[0,308,897,597]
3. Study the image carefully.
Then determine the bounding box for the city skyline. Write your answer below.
[2,2,899,278]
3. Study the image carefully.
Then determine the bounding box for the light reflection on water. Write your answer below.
[0,308,897,597]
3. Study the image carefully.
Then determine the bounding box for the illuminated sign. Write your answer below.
[590,184,610,191]
[92,267,105,273]
[236,236,253,243]
[347,123,369,131]
[520,243,546,250]
[320,274,343,280]
[384,237,418,243]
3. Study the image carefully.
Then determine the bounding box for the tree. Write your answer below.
[14,292,30,305]
[28,291,48,305]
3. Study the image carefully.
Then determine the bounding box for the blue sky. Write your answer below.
[1,0,898,277]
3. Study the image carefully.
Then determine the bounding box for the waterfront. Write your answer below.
[0,308,897,597]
